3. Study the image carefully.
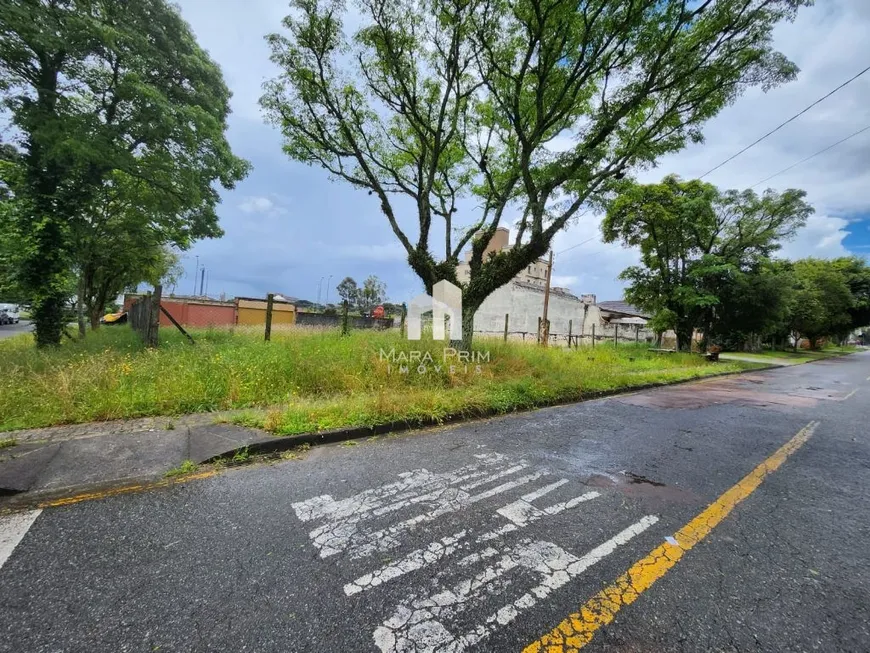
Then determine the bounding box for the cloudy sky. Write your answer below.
[172,0,870,305]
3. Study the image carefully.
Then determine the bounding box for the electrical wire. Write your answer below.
[750,123,870,188]
[699,63,870,178]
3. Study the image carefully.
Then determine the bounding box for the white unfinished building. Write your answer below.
[460,228,653,345]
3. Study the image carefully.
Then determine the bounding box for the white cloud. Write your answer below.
[238,195,288,216]
[238,196,274,213]
[778,214,851,260]
[550,275,579,288]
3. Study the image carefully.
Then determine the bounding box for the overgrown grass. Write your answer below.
[164,459,198,477]
[0,325,765,433]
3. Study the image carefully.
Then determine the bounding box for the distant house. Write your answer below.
[597,300,650,320]
[597,301,650,329]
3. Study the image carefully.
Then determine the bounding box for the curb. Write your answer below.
[210,362,783,462]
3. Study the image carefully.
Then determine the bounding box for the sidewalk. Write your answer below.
[0,415,273,499]
[719,352,804,366]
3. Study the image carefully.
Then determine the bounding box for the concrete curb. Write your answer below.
[211,363,783,462]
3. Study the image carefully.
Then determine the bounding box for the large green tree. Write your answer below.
[705,259,795,350]
[602,175,811,350]
[262,0,810,344]
[71,170,217,334]
[0,0,249,346]
[787,258,853,349]
[832,256,870,334]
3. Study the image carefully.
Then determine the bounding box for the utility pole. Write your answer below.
[317,276,325,306]
[199,267,205,296]
[192,255,199,295]
[325,274,333,304]
[204,269,209,297]
[541,250,554,347]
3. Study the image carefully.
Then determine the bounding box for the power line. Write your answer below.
[556,235,598,256]
[750,123,870,189]
[699,63,870,179]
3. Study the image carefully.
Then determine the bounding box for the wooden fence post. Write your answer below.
[568,320,573,349]
[614,323,618,347]
[592,324,595,348]
[635,326,640,346]
[504,313,509,342]
[342,300,350,335]
[160,305,195,344]
[148,284,162,348]
[264,293,274,341]
[537,317,542,344]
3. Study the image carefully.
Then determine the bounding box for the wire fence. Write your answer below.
[125,291,660,351]
[124,290,396,346]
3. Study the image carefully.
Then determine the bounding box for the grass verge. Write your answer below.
[0,325,767,434]
[721,346,859,364]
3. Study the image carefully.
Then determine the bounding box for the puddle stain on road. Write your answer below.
[616,375,848,410]
[585,472,699,504]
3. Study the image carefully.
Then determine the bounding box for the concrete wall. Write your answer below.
[126,295,237,328]
[472,282,654,345]
[236,298,296,326]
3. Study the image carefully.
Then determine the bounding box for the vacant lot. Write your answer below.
[0,326,766,433]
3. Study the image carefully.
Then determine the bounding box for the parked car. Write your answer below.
[0,304,20,324]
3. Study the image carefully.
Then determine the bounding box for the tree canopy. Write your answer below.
[603,175,812,350]
[262,0,810,344]
[0,0,250,345]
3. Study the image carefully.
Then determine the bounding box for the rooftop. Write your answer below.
[597,300,650,318]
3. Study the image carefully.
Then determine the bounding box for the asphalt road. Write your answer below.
[0,319,31,340]
[1,353,869,652]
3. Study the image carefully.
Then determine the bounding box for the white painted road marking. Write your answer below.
[344,483,601,596]
[373,516,659,653]
[293,453,523,558]
[0,510,41,571]
[842,388,858,400]
[291,453,662,652]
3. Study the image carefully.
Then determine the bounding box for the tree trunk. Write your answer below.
[32,293,66,348]
[675,320,693,352]
[25,213,67,347]
[460,303,477,350]
[77,275,87,339]
[89,308,102,331]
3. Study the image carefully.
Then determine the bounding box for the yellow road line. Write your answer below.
[522,420,820,653]
[37,470,219,508]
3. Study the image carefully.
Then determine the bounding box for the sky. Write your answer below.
[172,0,870,306]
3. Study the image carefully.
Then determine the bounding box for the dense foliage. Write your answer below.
[0,0,249,346]
[604,177,870,351]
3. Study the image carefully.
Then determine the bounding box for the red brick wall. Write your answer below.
[124,296,236,328]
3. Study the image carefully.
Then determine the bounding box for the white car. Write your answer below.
[0,304,20,325]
